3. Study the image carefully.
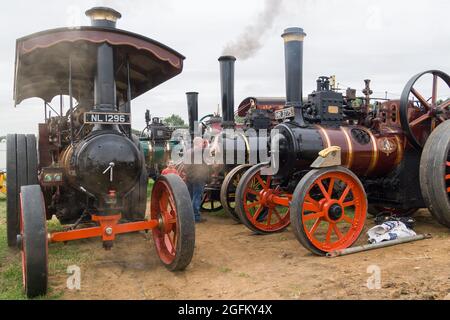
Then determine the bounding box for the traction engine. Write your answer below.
[182,57,284,219]
[6,7,195,298]
[234,27,450,255]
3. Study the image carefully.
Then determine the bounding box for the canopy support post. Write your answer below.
[69,56,74,145]
[126,58,132,138]
[59,94,63,118]
[44,101,47,122]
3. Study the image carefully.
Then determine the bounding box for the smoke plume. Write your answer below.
[222,0,283,60]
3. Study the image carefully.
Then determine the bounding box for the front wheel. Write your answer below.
[290,166,367,256]
[220,164,251,223]
[151,174,195,271]
[235,163,290,234]
[19,185,48,298]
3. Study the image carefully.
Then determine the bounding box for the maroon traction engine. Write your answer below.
[234,27,450,255]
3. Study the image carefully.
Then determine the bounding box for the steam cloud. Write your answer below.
[222,0,283,60]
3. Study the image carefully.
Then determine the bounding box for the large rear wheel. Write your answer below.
[290,167,367,256]
[151,174,195,271]
[6,134,38,247]
[19,185,48,298]
[420,120,450,227]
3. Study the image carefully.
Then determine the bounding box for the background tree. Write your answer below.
[163,114,187,128]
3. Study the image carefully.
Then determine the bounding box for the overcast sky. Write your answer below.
[0,0,449,136]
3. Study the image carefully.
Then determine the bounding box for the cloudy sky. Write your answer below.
[0,0,448,136]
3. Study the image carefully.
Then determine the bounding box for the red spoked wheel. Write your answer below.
[19,185,48,298]
[151,174,195,271]
[290,166,367,255]
[235,164,290,234]
[400,70,450,150]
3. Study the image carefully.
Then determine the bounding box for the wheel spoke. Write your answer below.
[303,201,321,212]
[411,88,431,110]
[246,188,260,196]
[255,175,267,189]
[246,201,261,208]
[273,208,283,221]
[327,178,335,196]
[305,195,321,211]
[325,223,333,244]
[317,180,330,200]
[252,206,264,222]
[303,211,325,221]
[409,112,431,128]
[432,74,438,106]
[342,214,353,223]
[266,209,273,225]
[309,218,322,235]
[342,200,355,208]
[339,185,351,203]
[333,224,343,240]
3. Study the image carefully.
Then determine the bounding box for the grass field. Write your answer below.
[0,193,90,300]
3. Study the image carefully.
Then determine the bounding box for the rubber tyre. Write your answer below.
[419,120,450,227]
[290,166,367,256]
[6,134,38,247]
[151,174,195,271]
[220,164,251,223]
[20,185,48,298]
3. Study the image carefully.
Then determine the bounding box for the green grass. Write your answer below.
[0,193,88,300]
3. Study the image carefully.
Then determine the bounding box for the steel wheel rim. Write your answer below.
[400,70,450,149]
[446,157,450,197]
[242,171,290,232]
[301,171,366,252]
[19,193,26,288]
[226,169,245,210]
[151,180,178,264]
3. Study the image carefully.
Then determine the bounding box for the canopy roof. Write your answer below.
[14,26,185,105]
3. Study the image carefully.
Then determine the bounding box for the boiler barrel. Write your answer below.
[275,123,404,178]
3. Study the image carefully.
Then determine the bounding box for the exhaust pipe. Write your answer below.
[86,7,122,112]
[186,92,199,139]
[281,27,306,125]
[218,56,236,128]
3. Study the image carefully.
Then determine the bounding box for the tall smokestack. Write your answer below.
[186,92,199,139]
[281,27,306,124]
[86,7,122,112]
[218,56,236,128]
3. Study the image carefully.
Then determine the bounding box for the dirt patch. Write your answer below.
[60,209,449,300]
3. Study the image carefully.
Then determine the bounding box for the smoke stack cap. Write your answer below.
[282,27,306,42]
[218,55,237,62]
[85,7,122,28]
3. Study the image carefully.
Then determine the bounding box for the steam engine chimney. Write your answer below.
[186,92,199,139]
[281,27,306,124]
[218,56,236,128]
[85,7,122,112]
